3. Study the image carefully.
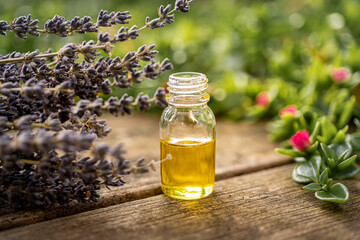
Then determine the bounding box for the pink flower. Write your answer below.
[279,105,298,118]
[290,130,311,152]
[256,92,270,108]
[331,68,350,83]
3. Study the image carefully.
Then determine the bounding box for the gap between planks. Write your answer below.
[0,115,292,230]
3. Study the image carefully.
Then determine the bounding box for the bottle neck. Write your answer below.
[166,72,210,107]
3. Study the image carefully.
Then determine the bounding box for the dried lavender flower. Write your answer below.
[98,31,111,43]
[69,16,97,33]
[144,60,162,79]
[154,87,168,108]
[115,26,139,42]
[159,4,175,24]
[136,92,151,112]
[0,20,10,35]
[119,94,134,116]
[44,15,70,37]
[145,17,165,29]
[175,0,194,12]
[0,0,194,208]
[96,10,132,27]
[10,14,40,39]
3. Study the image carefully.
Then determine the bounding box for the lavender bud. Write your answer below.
[136,92,151,112]
[10,14,40,39]
[175,0,194,13]
[44,15,70,37]
[119,93,133,116]
[16,130,35,155]
[14,115,37,130]
[97,10,131,27]
[92,142,109,159]
[160,58,173,71]
[46,119,62,131]
[0,20,10,35]
[97,32,111,43]
[158,4,174,25]
[34,129,55,153]
[129,70,143,83]
[144,60,161,79]
[154,87,168,108]
[134,157,149,173]
[115,26,139,42]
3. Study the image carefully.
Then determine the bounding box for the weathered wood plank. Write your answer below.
[2,164,360,240]
[0,115,291,230]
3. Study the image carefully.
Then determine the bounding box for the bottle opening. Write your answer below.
[169,72,206,84]
[167,72,209,107]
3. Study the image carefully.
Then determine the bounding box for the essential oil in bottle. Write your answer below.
[161,138,215,200]
[160,72,216,200]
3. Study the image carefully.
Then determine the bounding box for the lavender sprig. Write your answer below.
[0,10,131,39]
[0,0,194,40]
[0,0,194,208]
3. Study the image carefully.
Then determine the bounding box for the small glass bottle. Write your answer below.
[160,72,216,200]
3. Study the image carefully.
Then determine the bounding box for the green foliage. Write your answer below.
[277,119,360,204]
[2,0,360,116]
[315,183,349,204]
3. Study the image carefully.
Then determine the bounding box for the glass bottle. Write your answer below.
[160,72,216,200]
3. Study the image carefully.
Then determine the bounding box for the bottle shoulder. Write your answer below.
[160,105,216,125]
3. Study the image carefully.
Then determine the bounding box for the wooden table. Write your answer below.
[1,115,359,240]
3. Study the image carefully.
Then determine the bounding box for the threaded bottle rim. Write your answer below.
[167,72,209,107]
[168,72,208,94]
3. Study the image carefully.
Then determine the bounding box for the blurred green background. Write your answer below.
[1,0,360,120]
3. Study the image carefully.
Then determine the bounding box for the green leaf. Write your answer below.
[326,179,333,188]
[310,112,319,132]
[306,141,318,154]
[267,119,294,142]
[275,148,306,158]
[333,163,360,179]
[329,142,352,160]
[282,114,297,123]
[303,183,322,191]
[310,121,320,143]
[326,158,337,170]
[325,178,333,188]
[319,168,328,186]
[338,149,350,162]
[339,96,356,128]
[316,136,326,144]
[320,143,338,161]
[332,130,346,144]
[295,156,321,182]
[292,167,312,183]
[350,132,360,153]
[337,155,358,171]
[342,125,349,134]
[315,183,349,203]
[332,125,348,145]
[299,114,308,130]
[320,117,337,144]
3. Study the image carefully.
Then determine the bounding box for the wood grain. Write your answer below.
[2,164,360,240]
[0,115,291,230]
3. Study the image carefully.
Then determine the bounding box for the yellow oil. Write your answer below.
[160,138,215,200]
